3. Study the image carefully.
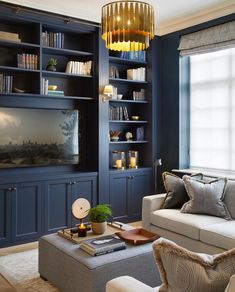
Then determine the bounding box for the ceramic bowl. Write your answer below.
[110,136,119,142]
[117,94,123,100]
[48,85,58,91]
[131,116,140,121]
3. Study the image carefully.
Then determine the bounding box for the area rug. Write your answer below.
[0,249,58,292]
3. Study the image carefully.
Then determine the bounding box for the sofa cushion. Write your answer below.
[181,177,231,220]
[151,209,226,240]
[161,172,202,209]
[224,180,235,219]
[153,237,235,292]
[200,221,235,250]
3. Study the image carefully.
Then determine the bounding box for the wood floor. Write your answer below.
[0,221,142,256]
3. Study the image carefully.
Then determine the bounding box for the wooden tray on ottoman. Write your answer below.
[115,228,159,245]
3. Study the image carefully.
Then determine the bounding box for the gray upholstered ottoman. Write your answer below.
[39,234,160,292]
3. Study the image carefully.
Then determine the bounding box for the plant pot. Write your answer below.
[46,64,56,71]
[91,221,107,235]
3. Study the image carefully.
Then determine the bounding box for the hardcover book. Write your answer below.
[80,235,126,256]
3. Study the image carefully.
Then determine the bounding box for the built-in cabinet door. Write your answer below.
[0,185,11,246]
[71,176,97,226]
[109,174,130,222]
[130,171,152,221]
[11,182,42,242]
[44,179,72,233]
[109,169,152,222]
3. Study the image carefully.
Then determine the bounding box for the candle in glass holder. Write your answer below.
[78,223,87,237]
[130,157,136,168]
[116,159,122,169]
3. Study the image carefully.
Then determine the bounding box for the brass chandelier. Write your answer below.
[101,1,155,51]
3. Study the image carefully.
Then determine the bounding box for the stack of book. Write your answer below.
[65,61,92,75]
[127,67,146,81]
[80,235,126,256]
[0,31,21,43]
[133,89,146,101]
[109,106,129,121]
[41,78,64,96]
[41,31,64,48]
[119,51,146,62]
[0,74,13,93]
[17,54,38,70]
[47,90,64,96]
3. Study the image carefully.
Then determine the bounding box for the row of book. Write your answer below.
[0,30,21,43]
[80,235,126,256]
[109,106,129,121]
[118,51,146,62]
[41,78,64,96]
[0,74,13,93]
[41,31,64,48]
[127,67,146,81]
[133,89,146,101]
[17,54,38,70]
[65,61,92,75]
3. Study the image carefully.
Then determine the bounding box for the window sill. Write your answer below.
[172,168,235,181]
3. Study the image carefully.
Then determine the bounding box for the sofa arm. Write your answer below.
[225,275,235,292]
[106,276,156,292]
[142,193,166,230]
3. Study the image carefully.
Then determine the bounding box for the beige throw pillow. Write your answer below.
[181,177,231,220]
[153,238,235,292]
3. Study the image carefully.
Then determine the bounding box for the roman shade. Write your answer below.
[178,20,235,56]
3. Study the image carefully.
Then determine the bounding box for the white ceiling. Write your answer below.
[1,0,235,35]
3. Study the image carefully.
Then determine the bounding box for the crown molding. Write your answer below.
[156,1,235,36]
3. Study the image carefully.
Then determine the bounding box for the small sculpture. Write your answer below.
[125,132,133,141]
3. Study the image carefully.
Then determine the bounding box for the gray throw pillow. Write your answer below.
[181,177,231,220]
[162,172,203,209]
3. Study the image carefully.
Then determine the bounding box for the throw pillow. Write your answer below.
[181,177,231,220]
[161,172,202,209]
[153,237,235,292]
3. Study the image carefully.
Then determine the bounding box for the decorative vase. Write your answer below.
[46,64,56,71]
[91,221,107,235]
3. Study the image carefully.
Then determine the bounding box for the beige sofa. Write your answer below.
[142,179,235,254]
[106,274,235,292]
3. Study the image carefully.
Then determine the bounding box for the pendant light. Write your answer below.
[101,1,155,51]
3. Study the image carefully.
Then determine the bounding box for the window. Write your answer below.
[189,47,235,171]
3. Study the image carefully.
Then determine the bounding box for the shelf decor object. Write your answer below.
[112,151,126,169]
[101,1,155,51]
[127,150,139,168]
[71,198,91,237]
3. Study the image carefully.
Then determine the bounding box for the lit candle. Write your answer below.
[116,159,122,168]
[130,157,136,168]
[78,223,87,237]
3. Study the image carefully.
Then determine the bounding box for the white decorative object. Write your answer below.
[71,198,90,220]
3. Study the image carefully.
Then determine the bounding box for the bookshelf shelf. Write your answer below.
[109,120,148,123]
[109,77,148,84]
[109,99,148,104]
[0,92,94,100]
[0,65,40,73]
[109,141,148,144]
[109,56,147,66]
[0,40,40,48]
[42,46,93,57]
[42,70,93,78]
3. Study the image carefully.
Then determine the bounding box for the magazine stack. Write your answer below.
[80,235,126,256]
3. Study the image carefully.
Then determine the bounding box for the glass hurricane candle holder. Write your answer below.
[112,151,126,170]
[128,150,139,169]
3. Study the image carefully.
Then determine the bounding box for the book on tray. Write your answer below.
[80,235,126,256]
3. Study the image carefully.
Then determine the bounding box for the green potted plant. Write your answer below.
[46,58,57,71]
[88,204,112,234]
